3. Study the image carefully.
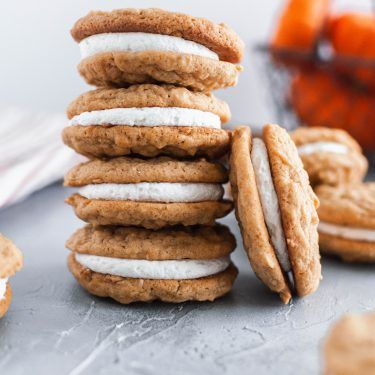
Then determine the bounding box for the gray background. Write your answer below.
[1,1,375,374]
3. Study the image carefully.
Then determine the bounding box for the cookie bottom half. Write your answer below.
[0,285,12,319]
[78,51,241,91]
[68,254,238,304]
[320,232,375,263]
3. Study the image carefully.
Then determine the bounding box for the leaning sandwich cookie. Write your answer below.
[230,125,321,304]
[292,127,368,187]
[63,85,231,159]
[316,183,375,263]
[71,8,244,91]
[65,156,233,229]
[0,234,23,318]
[67,225,238,303]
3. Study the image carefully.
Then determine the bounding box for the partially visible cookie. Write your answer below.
[0,235,23,319]
[230,125,320,304]
[316,183,375,262]
[67,223,238,303]
[324,313,375,375]
[63,85,231,159]
[71,8,244,90]
[292,127,368,187]
[65,156,233,229]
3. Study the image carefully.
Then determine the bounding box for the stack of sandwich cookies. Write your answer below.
[65,157,233,229]
[63,85,231,159]
[0,234,23,318]
[67,225,237,303]
[71,8,244,91]
[230,125,321,304]
[316,183,375,263]
[292,127,368,187]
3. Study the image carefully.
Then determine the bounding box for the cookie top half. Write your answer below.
[64,156,228,186]
[316,183,375,229]
[71,8,244,63]
[67,85,230,123]
[0,234,23,279]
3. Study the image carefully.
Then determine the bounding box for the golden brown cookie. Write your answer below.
[67,224,236,260]
[63,85,232,159]
[68,254,238,303]
[66,194,233,229]
[0,234,23,279]
[71,8,244,63]
[291,127,368,187]
[71,9,244,90]
[64,156,228,186]
[66,85,230,121]
[316,183,375,262]
[230,125,321,304]
[0,285,11,319]
[324,313,375,375]
[62,124,231,159]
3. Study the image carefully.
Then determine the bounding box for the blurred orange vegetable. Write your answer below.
[290,69,375,150]
[271,0,330,52]
[327,13,375,90]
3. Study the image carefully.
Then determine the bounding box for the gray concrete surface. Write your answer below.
[0,182,374,374]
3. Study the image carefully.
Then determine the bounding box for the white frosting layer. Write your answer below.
[69,107,221,129]
[251,138,291,273]
[319,222,375,242]
[79,183,224,203]
[75,253,230,280]
[0,278,8,301]
[298,142,348,155]
[79,32,219,60]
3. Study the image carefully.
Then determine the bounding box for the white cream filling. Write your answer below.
[75,253,230,280]
[69,107,221,129]
[251,138,292,274]
[319,222,375,242]
[79,32,219,60]
[298,142,348,155]
[78,183,224,203]
[0,278,8,301]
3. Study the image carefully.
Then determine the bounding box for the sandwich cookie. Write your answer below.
[316,183,375,263]
[67,225,238,303]
[324,313,375,375]
[65,157,233,229]
[230,125,321,304]
[71,8,244,91]
[0,234,23,318]
[292,127,368,187]
[63,85,231,159]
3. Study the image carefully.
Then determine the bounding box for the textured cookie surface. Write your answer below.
[292,127,368,187]
[264,124,321,297]
[67,85,230,123]
[64,156,228,186]
[62,125,230,159]
[0,285,11,319]
[67,224,236,260]
[69,254,238,303]
[229,126,292,304]
[78,51,241,91]
[0,234,23,279]
[316,183,375,229]
[319,232,375,263]
[71,8,244,63]
[67,194,233,229]
[324,313,375,375]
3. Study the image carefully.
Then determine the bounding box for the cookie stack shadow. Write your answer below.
[62,8,244,303]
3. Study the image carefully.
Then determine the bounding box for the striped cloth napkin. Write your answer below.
[0,108,84,209]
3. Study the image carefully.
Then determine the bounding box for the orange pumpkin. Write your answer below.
[328,13,375,89]
[271,0,330,53]
[290,69,375,150]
